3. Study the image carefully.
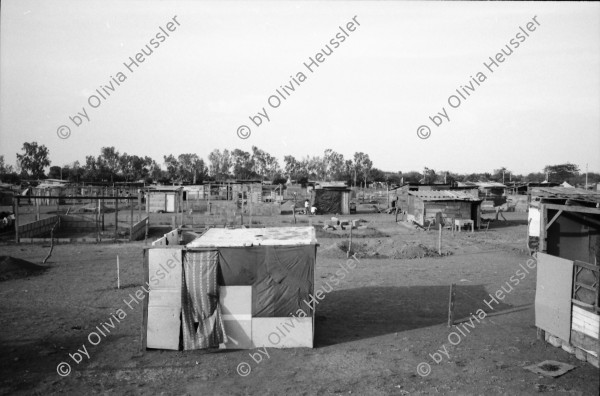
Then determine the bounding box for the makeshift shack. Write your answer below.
[533,187,600,367]
[311,187,351,215]
[406,190,482,228]
[142,226,318,350]
[146,186,183,213]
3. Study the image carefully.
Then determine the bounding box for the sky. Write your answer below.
[1,0,599,176]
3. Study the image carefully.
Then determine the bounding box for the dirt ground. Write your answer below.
[0,209,598,395]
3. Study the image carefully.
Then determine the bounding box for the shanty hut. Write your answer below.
[0,183,15,206]
[31,180,68,205]
[311,186,351,215]
[406,190,482,228]
[531,187,600,367]
[146,186,183,213]
[142,226,318,350]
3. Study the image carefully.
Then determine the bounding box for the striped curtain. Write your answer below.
[181,251,226,349]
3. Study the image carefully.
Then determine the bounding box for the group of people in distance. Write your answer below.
[303,199,317,216]
[298,197,401,216]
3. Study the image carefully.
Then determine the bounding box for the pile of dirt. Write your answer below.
[393,243,444,259]
[336,239,449,259]
[0,256,48,281]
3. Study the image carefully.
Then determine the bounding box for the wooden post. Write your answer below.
[387,184,389,208]
[14,196,19,243]
[130,196,134,241]
[539,204,547,253]
[179,190,183,227]
[448,283,456,327]
[138,191,142,222]
[117,255,120,289]
[240,187,244,226]
[293,193,297,224]
[208,183,211,214]
[144,216,148,244]
[347,223,353,258]
[114,191,119,241]
[36,197,40,221]
[438,223,442,255]
[96,195,100,242]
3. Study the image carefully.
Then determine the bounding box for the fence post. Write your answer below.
[448,283,456,327]
[438,223,442,255]
[115,190,119,241]
[96,194,100,242]
[130,196,134,241]
[138,191,142,222]
[14,196,19,243]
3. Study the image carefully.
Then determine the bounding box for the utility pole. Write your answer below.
[585,163,588,190]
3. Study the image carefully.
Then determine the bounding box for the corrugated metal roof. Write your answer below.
[186,226,318,248]
[148,186,184,191]
[408,190,482,201]
[531,187,600,204]
[475,182,507,188]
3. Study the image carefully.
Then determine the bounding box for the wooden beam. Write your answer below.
[545,209,563,230]
[140,248,149,351]
[539,204,547,252]
[544,203,600,215]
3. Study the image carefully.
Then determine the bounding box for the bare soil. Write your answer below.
[0,209,598,395]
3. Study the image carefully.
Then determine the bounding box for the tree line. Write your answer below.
[0,142,598,187]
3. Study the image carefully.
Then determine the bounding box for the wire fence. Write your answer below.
[13,195,148,242]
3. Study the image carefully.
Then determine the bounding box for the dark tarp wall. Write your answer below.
[313,189,343,214]
[182,250,225,349]
[218,245,315,317]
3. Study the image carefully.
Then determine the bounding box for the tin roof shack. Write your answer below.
[31,181,68,205]
[406,191,482,228]
[147,186,183,213]
[474,182,507,206]
[142,227,318,350]
[0,183,15,206]
[311,186,351,215]
[532,187,600,368]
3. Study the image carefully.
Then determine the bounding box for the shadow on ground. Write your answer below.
[314,284,511,347]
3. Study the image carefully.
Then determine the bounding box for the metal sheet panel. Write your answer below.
[535,253,574,341]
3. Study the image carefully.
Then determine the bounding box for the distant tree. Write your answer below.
[370,168,386,183]
[423,167,437,184]
[353,152,372,187]
[323,149,345,181]
[232,149,254,179]
[208,149,232,180]
[272,176,287,185]
[0,155,14,174]
[403,171,422,184]
[384,172,402,186]
[48,166,62,179]
[544,163,579,183]
[16,142,50,179]
[149,160,164,182]
[283,155,301,180]
[178,153,206,183]
[297,176,309,188]
[82,156,99,181]
[163,154,180,182]
[492,167,509,183]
